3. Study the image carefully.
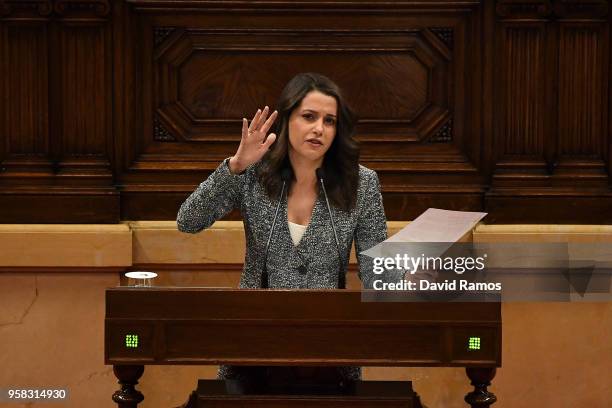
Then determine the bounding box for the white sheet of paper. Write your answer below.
[387,208,487,243]
[361,208,487,258]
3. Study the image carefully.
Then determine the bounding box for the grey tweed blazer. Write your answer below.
[177,159,392,289]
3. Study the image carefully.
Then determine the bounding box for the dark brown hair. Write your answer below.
[258,73,360,211]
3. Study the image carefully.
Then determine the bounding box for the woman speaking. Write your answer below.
[177,72,397,383]
[177,72,391,290]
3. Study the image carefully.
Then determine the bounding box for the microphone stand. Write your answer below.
[316,168,345,289]
[261,168,291,288]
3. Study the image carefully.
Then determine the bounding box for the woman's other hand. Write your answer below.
[229,106,278,174]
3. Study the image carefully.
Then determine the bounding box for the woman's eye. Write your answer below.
[302,113,314,120]
[324,117,336,126]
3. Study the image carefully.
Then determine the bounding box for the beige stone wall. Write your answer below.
[0,222,610,407]
[0,225,130,408]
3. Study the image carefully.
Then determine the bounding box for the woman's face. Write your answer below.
[287,90,337,166]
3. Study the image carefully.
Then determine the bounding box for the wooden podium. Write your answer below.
[105,288,501,407]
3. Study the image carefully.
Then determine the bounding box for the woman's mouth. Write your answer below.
[306,139,323,147]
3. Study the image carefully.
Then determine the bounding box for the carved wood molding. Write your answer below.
[430,118,453,143]
[153,27,176,47]
[153,115,177,142]
[0,0,52,17]
[496,0,553,18]
[554,0,608,18]
[0,0,110,18]
[429,27,454,51]
[54,0,110,17]
[496,0,608,19]
[127,0,481,12]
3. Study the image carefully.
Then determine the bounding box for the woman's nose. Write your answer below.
[313,119,324,134]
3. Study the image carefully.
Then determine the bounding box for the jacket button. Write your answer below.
[298,265,307,275]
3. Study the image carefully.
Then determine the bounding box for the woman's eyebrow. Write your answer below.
[301,108,337,117]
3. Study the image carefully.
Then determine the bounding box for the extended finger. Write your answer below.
[252,106,269,131]
[260,110,278,134]
[241,118,248,139]
[249,109,262,132]
[261,133,277,149]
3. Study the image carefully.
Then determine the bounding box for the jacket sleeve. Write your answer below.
[177,158,244,234]
[354,170,404,289]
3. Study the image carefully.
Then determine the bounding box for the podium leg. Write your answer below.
[112,365,145,408]
[464,367,497,407]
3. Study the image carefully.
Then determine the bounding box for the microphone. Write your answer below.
[316,168,345,289]
[261,167,292,288]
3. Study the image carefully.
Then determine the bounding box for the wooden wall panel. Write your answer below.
[558,27,603,156]
[487,0,611,223]
[54,10,114,184]
[554,2,609,192]
[0,1,55,183]
[2,20,52,174]
[501,27,546,157]
[493,13,549,185]
[0,0,118,223]
[152,29,452,153]
[118,0,485,220]
[59,26,107,156]
[1,0,610,223]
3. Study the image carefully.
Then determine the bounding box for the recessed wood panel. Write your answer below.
[175,52,428,128]
[558,25,605,158]
[499,26,546,158]
[59,26,107,156]
[5,24,49,157]
[153,29,449,146]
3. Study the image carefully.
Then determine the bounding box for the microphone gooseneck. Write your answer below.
[316,168,345,289]
[261,168,292,288]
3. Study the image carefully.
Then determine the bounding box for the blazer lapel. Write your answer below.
[294,191,324,256]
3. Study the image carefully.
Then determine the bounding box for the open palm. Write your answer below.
[230,106,278,173]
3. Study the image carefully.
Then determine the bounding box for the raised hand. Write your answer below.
[229,106,278,174]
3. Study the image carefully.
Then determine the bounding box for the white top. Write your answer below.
[288,221,307,246]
